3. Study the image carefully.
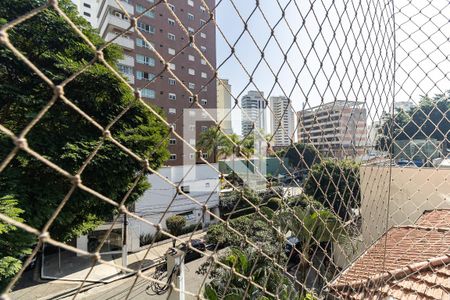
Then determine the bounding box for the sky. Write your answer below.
[213,0,450,134]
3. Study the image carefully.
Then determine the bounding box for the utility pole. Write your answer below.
[167,248,185,300]
[122,212,128,271]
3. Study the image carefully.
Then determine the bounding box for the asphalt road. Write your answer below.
[70,253,211,300]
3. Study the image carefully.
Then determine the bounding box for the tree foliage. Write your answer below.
[376,93,450,152]
[284,143,320,170]
[0,0,169,284]
[303,159,360,221]
[165,215,186,237]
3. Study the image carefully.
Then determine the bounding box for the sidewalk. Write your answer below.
[11,231,206,300]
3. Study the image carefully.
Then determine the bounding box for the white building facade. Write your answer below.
[241,90,267,136]
[269,96,296,147]
[71,0,99,26]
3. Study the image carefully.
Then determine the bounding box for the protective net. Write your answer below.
[0,0,449,299]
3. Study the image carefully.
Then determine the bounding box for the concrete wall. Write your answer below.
[360,165,450,247]
[334,165,450,267]
[127,164,220,250]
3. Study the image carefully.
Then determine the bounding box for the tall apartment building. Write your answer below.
[217,79,233,134]
[269,96,296,147]
[71,0,220,258]
[76,0,217,165]
[297,100,367,158]
[241,90,267,136]
[71,0,99,26]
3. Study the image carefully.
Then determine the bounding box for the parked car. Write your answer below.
[178,239,206,262]
[285,236,301,264]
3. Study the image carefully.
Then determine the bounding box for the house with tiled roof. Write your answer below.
[328,209,450,299]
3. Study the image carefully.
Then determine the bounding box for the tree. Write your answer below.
[197,127,229,161]
[0,196,34,289]
[0,0,169,285]
[202,248,302,300]
[303,159,360,221]
[284,143,320,170]
[219,187,260,219]
[165,215,186,246]
[376,92,450,152]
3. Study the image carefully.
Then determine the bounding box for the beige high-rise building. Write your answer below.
[269,96,296,147]
[217,79,233,134]
[297,100,367,158]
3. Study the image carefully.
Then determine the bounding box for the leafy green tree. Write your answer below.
[203,248,301,300]
[0,0,168,285]
[219,187,260,219]
[0,196,34,289]
[284,143,320,170]
[376,93,449,152]
[303,159,360,221]
[197,127,229,161]
[165,215,186,246]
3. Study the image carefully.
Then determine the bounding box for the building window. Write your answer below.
[189,153,195,159]
[136,4,155,18]
[200,5,205,12]
[168,18,175,26]
[202,153,208,159]
[136,54,155,66]
[200,32,206,38]
[169,139,177,145]
[83,12,91,17]
[141,88,155,99]
[168,93,177,100]
[169,154,177,160]
[168,33,176,40]
[201,85,207,91]
[188,96,194,103]
[187,0,194,7]
[200,19,206,26]
[180,185,190,194]
[188,68,195,75]
[169,108,176,114]
[136,38,153,49]
[201,125,208,132]
[168,4,175,11]
[168,78,176,85]
[137,22,155,34]
[201,72,207,78]
[83,3,91,8]
[188,13,194,20]
[200,58,206,65]
[117,64,133,75]
[201,98,207,105]
[169,63,176,70]
[168,48,175,55]
[200,46,206,53]
[188,54,195,61]
[188,82,195,90]
[188,27,195,34]
[136,71,155,81]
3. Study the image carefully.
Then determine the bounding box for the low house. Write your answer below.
[328,209,450,299]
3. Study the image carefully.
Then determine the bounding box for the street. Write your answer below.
[69,252,212,300]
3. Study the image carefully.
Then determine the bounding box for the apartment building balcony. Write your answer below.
[100,13,133,37]
[124,74,135,84]
[98,0,134,20]
[118,54,135,66]
[105,32,134,50]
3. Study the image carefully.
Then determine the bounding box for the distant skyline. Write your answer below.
[214,0,450,135]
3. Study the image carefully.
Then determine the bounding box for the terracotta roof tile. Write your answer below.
[416,209,450,227]
[329,209,450,299]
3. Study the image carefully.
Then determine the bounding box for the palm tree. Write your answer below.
[197,127,231,161]
[276,202,345,291]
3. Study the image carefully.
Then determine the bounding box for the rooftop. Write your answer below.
[329,209,450,299]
